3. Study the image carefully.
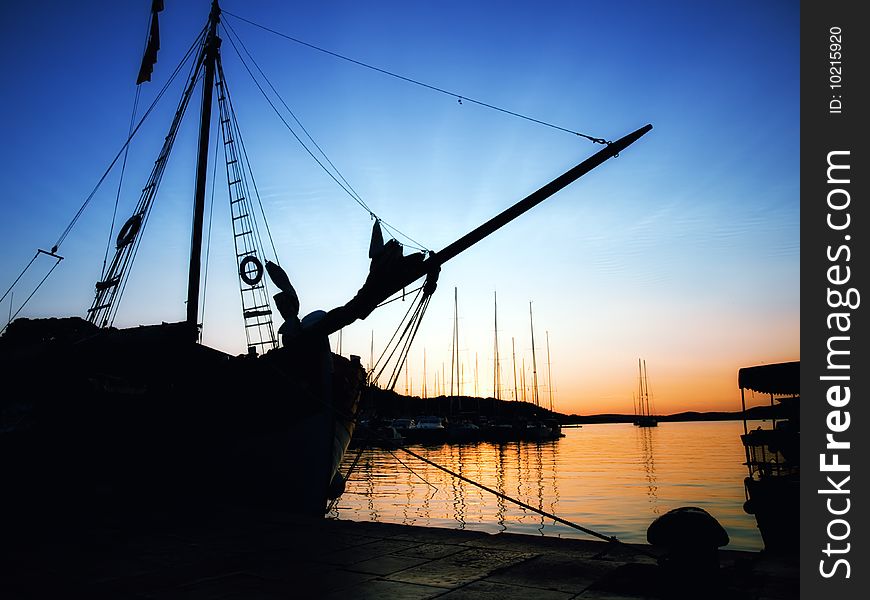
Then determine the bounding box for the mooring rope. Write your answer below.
[395,444,659,559]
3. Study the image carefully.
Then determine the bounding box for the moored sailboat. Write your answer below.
[633,358,658,427]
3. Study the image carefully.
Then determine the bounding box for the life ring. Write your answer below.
[116,214,142,249]
[239,255,264,286]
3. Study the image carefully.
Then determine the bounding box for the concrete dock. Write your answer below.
[2,506,798,599]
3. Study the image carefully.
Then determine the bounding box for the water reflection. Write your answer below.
[635,426,660,511]
[334,421,764,551]
[451,445,465,529]
[495,443,506,532]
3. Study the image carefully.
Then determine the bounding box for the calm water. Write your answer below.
[331,420,763,551]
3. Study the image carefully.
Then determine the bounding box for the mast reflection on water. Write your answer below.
[331,421,765,551]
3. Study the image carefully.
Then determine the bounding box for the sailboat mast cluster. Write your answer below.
[633,358,658,427]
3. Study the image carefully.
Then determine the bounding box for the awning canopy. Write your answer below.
[738,361,799,395]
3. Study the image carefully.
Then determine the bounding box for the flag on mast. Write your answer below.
[136,0,165,85]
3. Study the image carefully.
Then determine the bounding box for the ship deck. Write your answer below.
[2,505,798,599]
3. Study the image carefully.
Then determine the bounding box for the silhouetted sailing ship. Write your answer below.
[1,1,650,518]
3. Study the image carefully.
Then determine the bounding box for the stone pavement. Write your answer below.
[1,506,798,599]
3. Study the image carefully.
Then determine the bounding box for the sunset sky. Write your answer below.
[0,1,799,415]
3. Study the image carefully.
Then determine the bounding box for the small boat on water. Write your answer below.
[737,361,799,553]
[446,419,483,443]
[407,415,449,445]
[351,418,405,449]
[1,1,650,520]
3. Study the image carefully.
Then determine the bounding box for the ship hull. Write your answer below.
[1,318,364,520]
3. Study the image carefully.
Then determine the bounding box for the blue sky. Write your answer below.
[0,0,799,413]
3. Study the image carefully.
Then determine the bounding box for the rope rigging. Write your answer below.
[4,4,647,342]
[220,20,428,253]
[2,25,207,329]
[220,68,280,264]
[54,25,208,254]
[0,250,63,335]
[369,269,438,390]
[97,41,210,328]
[101,86,142,280]
[222,10,612,145]
[222,20,370,214]
[214,55,279,350]
[200,123,222,323]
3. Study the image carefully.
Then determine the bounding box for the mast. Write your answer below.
[423,348,427,399]
[546,330,553,412]
[521,357,526,403]
[637,358,644,416]
[450,287,459,403]
[643,359,651,417]
[511,337,519,402]
[493,291,500,400]
[529,302,539,407]
[643,359,648,416]
[474,352,479,397]
[186,0,221,333]
[450,287,460,414]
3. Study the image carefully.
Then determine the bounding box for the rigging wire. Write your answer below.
[100,4,155,279]
[222,10,611,145]
[372,285,434,391]
[217,53,279,263]
[107,62,209,327]
[385,448,440,494]
[220,21,428,253]
[200,116,222,323]
[101,86,142,280]
[220,29,366,215]
[374,284,424,309]
[388,294,433,390]
[214,59,280,351]
[222,20,422,249]
[223,20,369,214]
[0,252,40,308]
[2,255,63,334]
[370,285,424,385]
[52,25,208,254]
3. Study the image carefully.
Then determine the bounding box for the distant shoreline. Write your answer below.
[559,405,780,425]
[364,387,783,425]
